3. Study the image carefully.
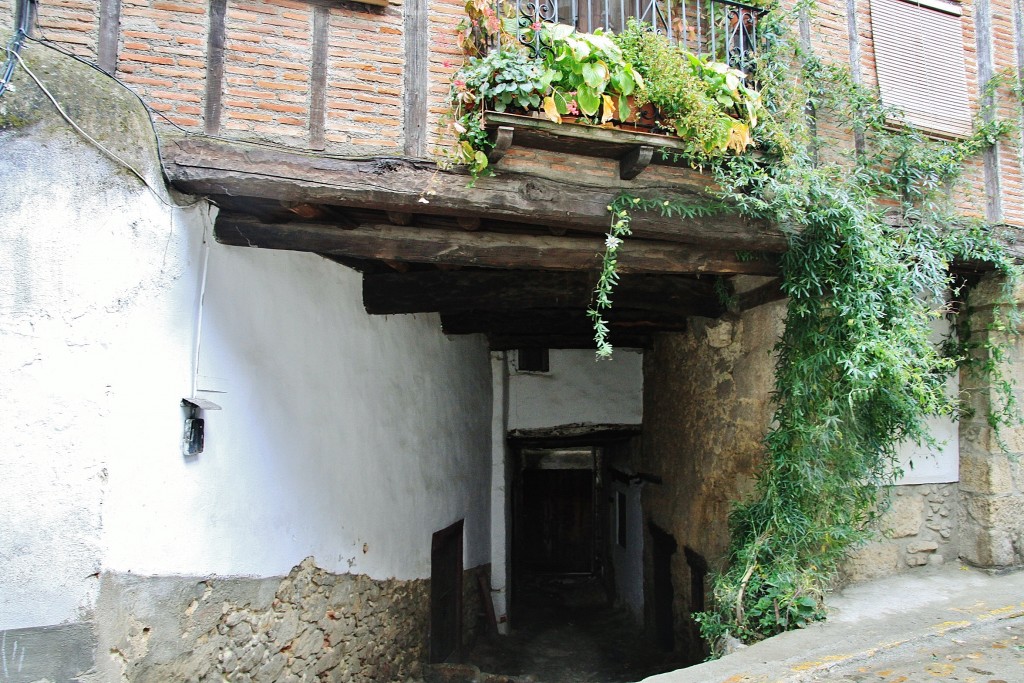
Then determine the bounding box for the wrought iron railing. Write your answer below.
[501,0,765,72]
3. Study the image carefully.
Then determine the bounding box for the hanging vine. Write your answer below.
[585,3,1022,646]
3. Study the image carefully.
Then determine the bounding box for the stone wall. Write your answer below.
[958,274,1024,569]
[92,558,488,682]
[641,302,784,661]
[842,483,959,581]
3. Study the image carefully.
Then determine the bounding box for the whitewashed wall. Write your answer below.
[0,122,209,629]
[100,242,493,580]
[507,348,644,429]
[1,118,492,633]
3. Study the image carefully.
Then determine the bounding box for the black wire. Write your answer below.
[1,0,32,96]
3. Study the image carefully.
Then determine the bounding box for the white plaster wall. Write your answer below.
[609,481,644,623]
[0,128,209,630]
[100,242,493,581]
[894,318,959,485]
[507,349,643,429]
[2,115,491,632]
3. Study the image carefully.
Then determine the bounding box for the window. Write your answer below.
[870,0,972,138]
[515,348,550,373]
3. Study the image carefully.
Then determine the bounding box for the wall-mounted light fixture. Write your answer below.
[181,397,221,456]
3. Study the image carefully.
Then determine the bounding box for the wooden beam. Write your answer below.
[363,270,721,315]
[97,0,120,75]
[488,332,654,349]
[309,6,329,151]
[214,212,780,276]
[162,135,782,251]
[736,278,787,311]
[204,0,227,136]
[440,309,697,336]
[403,0,428,157]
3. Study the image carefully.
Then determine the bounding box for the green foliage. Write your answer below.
[538,23,642,121]
[447,49,556,178]
[613,19,763,155]
[591,1,1023,650]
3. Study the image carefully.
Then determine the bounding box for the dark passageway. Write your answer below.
[461,576,688,683]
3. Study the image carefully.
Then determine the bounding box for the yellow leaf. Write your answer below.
[542,96,562,123]
[726,122,752,153]
[601,94,615,123]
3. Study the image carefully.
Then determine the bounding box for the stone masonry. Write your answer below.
[958,273,1024,568]
[91,557,487,682]
[843,483,959,581]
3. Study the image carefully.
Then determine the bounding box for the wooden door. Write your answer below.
[430,520,463,663]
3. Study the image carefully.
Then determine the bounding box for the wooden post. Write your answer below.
[204,0,228,135]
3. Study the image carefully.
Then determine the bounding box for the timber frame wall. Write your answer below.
[4,0,1021,225]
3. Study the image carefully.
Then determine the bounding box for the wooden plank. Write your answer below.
[483,112,695,161]
[488,333,653,349]
[204,0,227,135]
[309,6,329,151]
[362,270,722,315]
[440,309,701,336]
[403,0,428,157]
[97,0,120,75]
[214,213,781,276]
[163,135,782,251]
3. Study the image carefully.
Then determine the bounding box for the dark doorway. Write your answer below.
[649,522,677,652]
[516,448,596,576]
[430,519,464,663]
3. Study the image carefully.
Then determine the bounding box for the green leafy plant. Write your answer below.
[535,23,643,123]
[613,19,764,156]
[592,4,1022,650]
[447,49,556,178]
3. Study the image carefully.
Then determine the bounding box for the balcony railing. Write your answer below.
[501,0,765,72]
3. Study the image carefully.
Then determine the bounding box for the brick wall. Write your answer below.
[11,0,1023,220]
[221,0,312,142]
[35,0,99,60]
[117,0,208,128]
[325,0,404,151]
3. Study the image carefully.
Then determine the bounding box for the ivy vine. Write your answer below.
[587,2,1023,648]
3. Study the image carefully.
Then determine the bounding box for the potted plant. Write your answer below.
[534,23,644,124]
[613,19,763,156]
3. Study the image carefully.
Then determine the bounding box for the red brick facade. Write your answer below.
[6,0,1021,224]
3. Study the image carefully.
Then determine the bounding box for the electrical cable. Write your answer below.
[11,47,202,208]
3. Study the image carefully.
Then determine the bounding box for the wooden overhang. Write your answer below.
[161,133,788,349]
[161,132,1021,349]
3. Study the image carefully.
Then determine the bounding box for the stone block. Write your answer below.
[842,541,900,581]
[906,540,939,553]
[960,450,1017,495]
[881,494,925,538]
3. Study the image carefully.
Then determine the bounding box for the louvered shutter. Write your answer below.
[870,0,973,138]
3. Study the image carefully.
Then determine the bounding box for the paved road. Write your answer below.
[806,616,1023,682]
[644,565,1024,683]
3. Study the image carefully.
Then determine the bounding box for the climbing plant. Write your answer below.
[586,2,1022,647]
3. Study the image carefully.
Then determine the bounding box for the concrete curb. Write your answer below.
[640,564,1024,683]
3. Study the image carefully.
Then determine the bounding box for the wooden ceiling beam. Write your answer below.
[362,270,723,315]
[440,309,695,336]
[163,134,783,251]
[214,212,779,277]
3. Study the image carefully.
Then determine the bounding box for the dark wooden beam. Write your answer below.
[309,5,329,151]
[163,135,782,251]
[441,309,696,336]
[214,212,779,276]
[203,0,227,135]
[363,270,722,315]
[487,333,653,350]
[736,278,787,312]
[97,0,120,74]
[402,0,428,157]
